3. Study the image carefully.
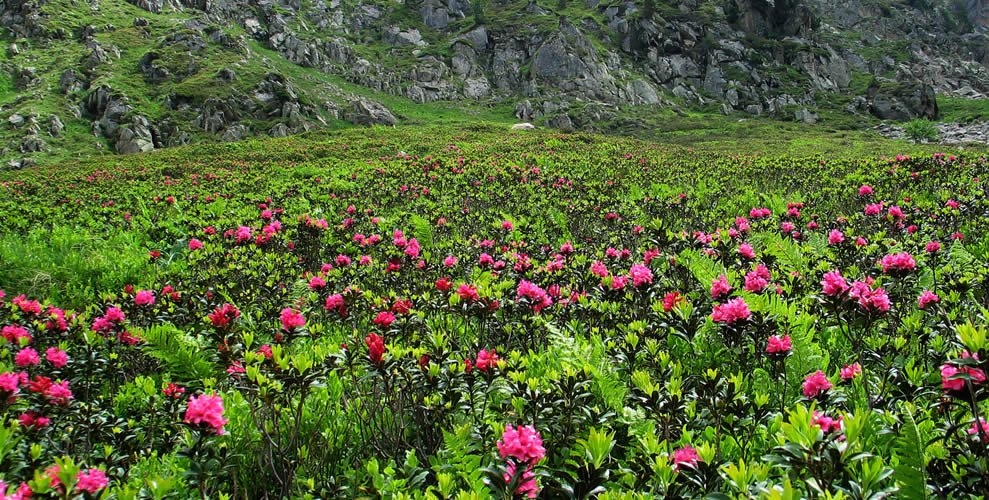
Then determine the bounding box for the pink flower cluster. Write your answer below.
[711,298,751,325]
[184,393,228,435]
[802,370,832,398]
[880,253,917,274]
[516,280,553,313]
[498,425,546,499]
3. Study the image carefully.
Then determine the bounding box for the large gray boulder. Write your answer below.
[116,116,155,154]
[346,98,397,126]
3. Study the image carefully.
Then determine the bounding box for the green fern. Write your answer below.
[894,403,928,499]
[139,324,218,382]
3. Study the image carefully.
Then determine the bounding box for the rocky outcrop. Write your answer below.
[865,80,939,121]
[346,98,397,126]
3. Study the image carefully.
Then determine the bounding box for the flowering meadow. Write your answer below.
[0,128,988,498]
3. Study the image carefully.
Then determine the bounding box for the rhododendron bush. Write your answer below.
[0,129,988,497]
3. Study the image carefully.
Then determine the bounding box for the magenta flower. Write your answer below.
[517,280,553,312]
[858,185,873,196]
[184,393,227,435]
[941,353,986,392]
[497,425,546,464]
[134,290,155,306]
[590,261,609,278]
[744,265,771,293]
[671,446,701,471]
[0,372,19,398]
[827,230,845,245]
[279,308,305,331]
[629,263,654,287]
[737,242,756,259]
[188,238,203,250]
[45,348,68,368]
[812,411,843,433]
[918,290,940,310]
[766,335,792,355]
[926,241,941,253]
[802,370,833,398]
[75,469,109,494]
[710,274,732,300]
[711,298,751,325]
[821,271,849,297]
[849,281,890,312]
[476,349,500,372]
[968,418,989,443]
[373,311,396,328]
[880,253,917,274]
[14,348,40,367]
[503,462,539,498]
[840,363,861,381]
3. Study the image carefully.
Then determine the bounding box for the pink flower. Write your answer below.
[840,363,862,381]
[209,303,240,330]
[279,308,305,331]
[304,276,325,290]
[858,185,873,196]
[744,265,771,293]
[671,446,700,471]
[609,275,628,290]
[501,220,514,231]
[2,325,31,345]
[821,271,849,297]
[849,281,890,312]
[855,237,868,247]
[476,349,500,372]
[325,294,346,315]
[946,199,960,209]
[737,243,756,259]
[864,203,883,216]
[373,311,396,328]
[75,469,109,494]
[766,335,792,355]
[880,253,916,274]
[45,348,68,368]
[968,418,989,443]
[926,241,941,253]
[0,372,19,398]
[781,222,795,233]
[918,290,940,309]
[335,254,352,267]
[44,380,73,405]
[517,280,553,312]
[662,292,685,312]
[457,284,479,302]
[134,290,155,306]
[711,298,751,324]
[827,230,845,245]
[503,462,539,499]
[365,333,386,364]
[184,393,227,434]
[941,352,986,392]
[188,238,203,250]
[802,370,832,398]
[749,207,771,219]
[629,264,654,287]
[443,255,458,267]
[14,348,40,367]
[235,226,252,244]
[812,411,843,433]
[497,425,546,464]
[590,261,609,278]
[710,274,732,300]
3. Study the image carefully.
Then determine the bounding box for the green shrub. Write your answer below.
[903,119,939,143]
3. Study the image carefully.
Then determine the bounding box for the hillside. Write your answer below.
[0,0,988,166]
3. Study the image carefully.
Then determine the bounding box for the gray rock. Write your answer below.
[463,77,491,99]
[383,27,426,47]
[547,113,574,131]
[511,123,536,130]
[346,98,398,126]
[60,70,83,94]
[139,52,171,84]
[421,0,450,29]
[515,100,534,120]
[269,123,292,137]
[49,115,64,137]
[624,79,660,105]
[116,116,154,154]
[221,124,250,142]
[8,114,24,127]
[126,0,164,13]
[20,135,46,153]
[867,81,939,121]
[795,108,818,124]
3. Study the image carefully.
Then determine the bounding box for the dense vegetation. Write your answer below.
[0,125,988,498]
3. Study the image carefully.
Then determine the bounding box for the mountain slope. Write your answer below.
[0,0,987,166]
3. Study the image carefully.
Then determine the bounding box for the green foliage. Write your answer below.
[903,119,940,143]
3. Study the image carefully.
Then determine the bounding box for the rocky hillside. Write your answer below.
[0,0,987,166]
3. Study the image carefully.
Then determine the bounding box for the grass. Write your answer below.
[938,96,989,123]
[0,226,160,308]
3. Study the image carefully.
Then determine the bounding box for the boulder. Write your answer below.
[49,115,64,137]
[115,116,155,154]
[867,81,939,121]
[511,122,536,130]
[346,98,398,126]
[221,124,250,142]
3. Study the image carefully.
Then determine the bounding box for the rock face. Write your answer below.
[346,98,398,126]
[1,0,988,164]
